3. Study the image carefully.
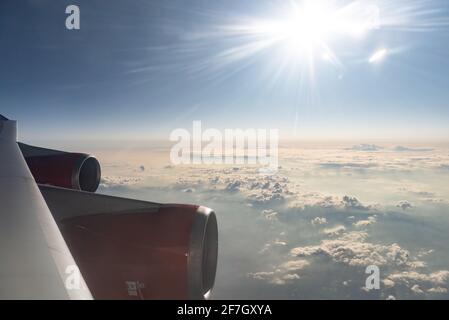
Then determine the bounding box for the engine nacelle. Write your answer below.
[39,184,219,300]
[62,205,218,300]
[19,143,101,192]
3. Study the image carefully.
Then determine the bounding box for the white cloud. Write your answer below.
[411,284,424,294]
[342,196,373,211]
[384,270,449,295]
[283,274,301,281]
[247,191,286,205]
[386,270,449,286]
[349,144,383,152]
[281,260,310,271]
[99,176,142,189]
[291,231,415,268]
[259,238,288,254]
[289,194,375,213]
[262,209,279,221]
[383,279,395,288]
[323,225,346,236]
[311,217,327,226]
[428,287,448,294]
[353,216,377,228]
[248,259,310,285]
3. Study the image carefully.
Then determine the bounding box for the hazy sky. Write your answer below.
[1,0,449,142]
[95,144,449,299]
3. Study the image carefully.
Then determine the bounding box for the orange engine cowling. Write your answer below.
[19,143,101,192]
[39,185,218,300]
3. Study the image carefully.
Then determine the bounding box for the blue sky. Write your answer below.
[1,0,449,142]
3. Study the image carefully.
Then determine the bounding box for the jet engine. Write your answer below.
[40,185,218,300]
[19,143,101,192]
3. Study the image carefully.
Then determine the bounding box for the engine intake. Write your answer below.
[19,143,101,192]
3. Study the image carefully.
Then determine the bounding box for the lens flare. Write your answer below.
[369,48,388,63]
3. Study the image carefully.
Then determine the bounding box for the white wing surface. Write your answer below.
[0,117,92,299]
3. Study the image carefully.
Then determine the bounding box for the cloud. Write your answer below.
[287,193,375,214]
[342,196,373,210]
[383,279,395,288]
[396,201,413,210]
[428,287,448,294]
[99,176,142,189]
[385,270,449,294]
[393,146,434,152]
[291,231,416,268]
[407,190,435,198]
[285,228,449,296]
[263,209,279,221]
[225,180,242,192]
[259,238,288,254]
[323,225,346,236]
[387,270,449,285]
[349,144,384,151]
[353,216,377,228]
[311,217,327,226]
[248,259,310,285]
[288,194,341,210]
[319,162,377,170]
[281,260,310,271]
[94,144,449,299]
[411,284,424,294]
[174,177,206,190]
[171,168,292,206]
[248,271,298,286]
[247,191,286,205]
[170,166,377,216]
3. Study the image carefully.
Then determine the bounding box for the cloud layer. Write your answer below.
[95,143,449,299]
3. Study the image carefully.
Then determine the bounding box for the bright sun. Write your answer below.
[283,2,376,50]
[246,0,380,63]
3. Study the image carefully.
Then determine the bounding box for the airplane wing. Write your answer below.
[0,114,218,300]
[0,116,92,299]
